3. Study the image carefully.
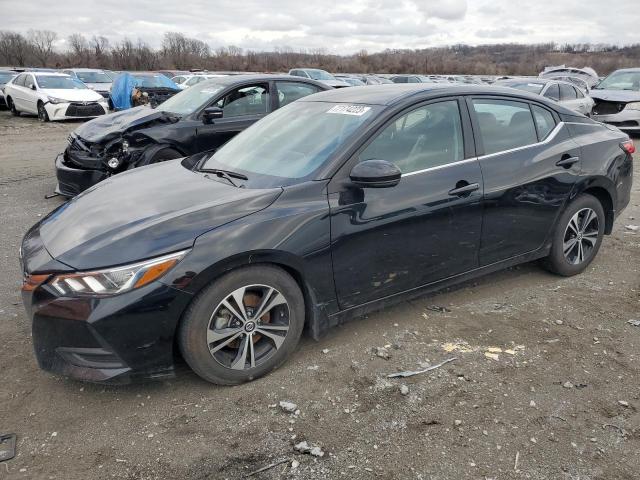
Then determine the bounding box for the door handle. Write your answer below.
[556,156,579,168]
[448,182,480,197]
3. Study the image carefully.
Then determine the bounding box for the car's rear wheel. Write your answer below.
[542,194,605,276]
[178,265,305,385]
[7,97,19,116]
[37,102,49,122]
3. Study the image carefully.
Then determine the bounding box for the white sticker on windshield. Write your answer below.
[327,105,371,116]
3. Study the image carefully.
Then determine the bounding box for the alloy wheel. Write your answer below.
[563,208,599,265]
[207,284,290,370]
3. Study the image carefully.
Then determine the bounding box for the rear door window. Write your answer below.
[13,74,26,86]
[531,105,556,140]
[559,83,577,100]
[472,99,538,155]
[543,83,560,101]
[275,81,323,108]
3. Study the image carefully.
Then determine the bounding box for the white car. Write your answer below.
[171,74,226,90]
[4,72,109,122]
[62,68,113,99]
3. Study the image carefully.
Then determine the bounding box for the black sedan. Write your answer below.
[22,84,633,385]
[54,75,330,197]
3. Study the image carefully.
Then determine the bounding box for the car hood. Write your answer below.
[38,159,282,270]
[84,82,112,92]
[320,79,350,87]
[43,88,104,102]
[590,89,640,102]
[73,106,178,143]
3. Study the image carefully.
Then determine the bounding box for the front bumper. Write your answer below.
[44,101,109,121]
[23,278,193,384]
[55,153,109,197]
[592,110,640,131]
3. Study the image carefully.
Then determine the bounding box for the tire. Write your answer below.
[178,265,305,385]
[541,194,605,276]
[138,146,182,167]
[7,97,19,116]
[37,101,49,122]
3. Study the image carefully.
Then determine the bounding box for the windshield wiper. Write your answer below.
[199,168,248,187]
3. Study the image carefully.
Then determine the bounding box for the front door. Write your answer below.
[196,83,271,152]
[329,99,484,309]
[468,97,582,265]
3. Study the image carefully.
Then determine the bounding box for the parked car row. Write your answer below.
[21,82,633,386]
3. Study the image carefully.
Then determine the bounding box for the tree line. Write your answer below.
[2,30,640,76]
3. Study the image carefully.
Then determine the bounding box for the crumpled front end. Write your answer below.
[55,133,147,197]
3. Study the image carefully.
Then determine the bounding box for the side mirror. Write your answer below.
[30,84,36,91]
[202,106,224,123]
[349,160,401,188]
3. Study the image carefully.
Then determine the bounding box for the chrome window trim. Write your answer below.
[401,157,479,177]
[476,121,565,160]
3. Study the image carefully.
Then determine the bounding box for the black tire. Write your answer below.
[7,97,19,116]
[178,265,305,385]
[138,146,182,167]
[541,194,605,276]
[37,101,49,122]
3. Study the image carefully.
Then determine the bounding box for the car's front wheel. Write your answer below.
[542,193,605,276]
[37,102,49,122]
[179,265,305,385]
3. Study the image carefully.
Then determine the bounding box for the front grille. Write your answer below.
[593,100,626,115]
[608,120,640,128]
[65,102,105,117]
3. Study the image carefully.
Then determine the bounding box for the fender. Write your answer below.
[572,176,617,233]
[130,142,186,168]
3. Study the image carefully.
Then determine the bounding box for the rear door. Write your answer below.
[559,83,582,113]
[22,74,38,113]
[195,82,271,152]
[10,74,28,110]
[329,98,484,308]
[468,97,582,265]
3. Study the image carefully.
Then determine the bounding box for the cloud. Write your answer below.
[421,0,468,20]
[2,0,639,54]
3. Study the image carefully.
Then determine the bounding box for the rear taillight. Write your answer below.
[621,140,635,155]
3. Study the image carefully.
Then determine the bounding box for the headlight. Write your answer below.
[47,96,67,104]
[625,102,640,111]
[49,250,188,297]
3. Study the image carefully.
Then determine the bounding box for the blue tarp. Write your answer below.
[109,73,179,110]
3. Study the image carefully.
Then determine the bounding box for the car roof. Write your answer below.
[300,83,579,113]
[29,72,70,77]
[65,68,107,72]
[200,73,329,86]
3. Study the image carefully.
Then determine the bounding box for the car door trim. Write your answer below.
[401,157,480,177]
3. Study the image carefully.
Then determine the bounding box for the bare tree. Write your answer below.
[0,31,32,66]
[28,29,57,66]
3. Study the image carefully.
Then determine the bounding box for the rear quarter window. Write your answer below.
[472,99,538,155]
[531,105,556,140]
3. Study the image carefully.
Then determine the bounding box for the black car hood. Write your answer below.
[590,89,640,102]
[73,106,179,143]
[38,159,282,270]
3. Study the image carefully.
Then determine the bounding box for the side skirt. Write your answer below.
[314,246,551,337]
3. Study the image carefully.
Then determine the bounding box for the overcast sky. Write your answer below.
[4,0,639,54]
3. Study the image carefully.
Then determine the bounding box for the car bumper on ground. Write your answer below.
[592,110,640,131]
[55,153,109,197]
[23,278,193,384]
[44,101,109,121]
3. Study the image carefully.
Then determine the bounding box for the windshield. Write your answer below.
[306,70,334,81]
[594,71,640,91]
[36,76,87,89]
[133,74,173,88]
[158,81,224,115]
[504,82,545,94]
[0,72,16,83]
[76,71,111,83]
[202,101,378,185]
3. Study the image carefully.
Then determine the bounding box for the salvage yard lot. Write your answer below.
[1,109,639,480]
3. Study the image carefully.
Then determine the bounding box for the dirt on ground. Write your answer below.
[0,109,639,480]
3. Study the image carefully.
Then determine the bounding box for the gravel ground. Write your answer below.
[0,109,639,480]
